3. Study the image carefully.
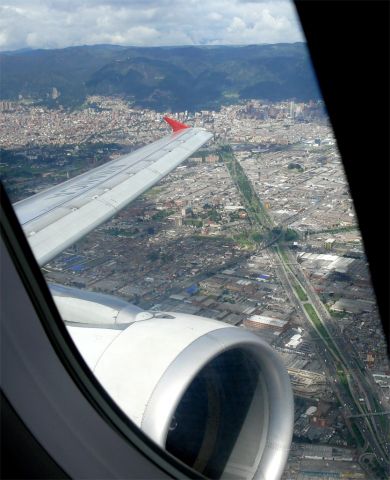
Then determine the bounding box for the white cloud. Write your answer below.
[228,17,247,33]
[208,12,223,21]
[0,31,8,47]
[0,0,304,51]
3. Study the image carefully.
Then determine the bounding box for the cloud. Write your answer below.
[0,0,304,51]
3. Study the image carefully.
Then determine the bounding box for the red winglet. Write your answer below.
[163,116,189,132]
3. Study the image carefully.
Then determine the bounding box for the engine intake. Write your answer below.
[166,348,266,479]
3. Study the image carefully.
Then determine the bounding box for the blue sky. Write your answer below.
[0,0,304,51]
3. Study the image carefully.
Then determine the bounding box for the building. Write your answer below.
[244,314,289,333]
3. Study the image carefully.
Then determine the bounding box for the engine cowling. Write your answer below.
[52,285,294,480]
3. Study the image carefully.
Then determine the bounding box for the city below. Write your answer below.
[1,96,389,480]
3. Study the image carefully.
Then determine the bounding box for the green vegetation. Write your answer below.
[303,297,386,452]
[232,232,257,250]
[334,365,371,451]
[338,374,368,440]
[0,43,321,111]
[351,422,365,448]
[250,231,263,243]
[227,209,246,221]
[1,142,126,202]
[277,246,337,354]
[304,302,320,325]
[329,309,348,319]
[222,229,264,250]
[222,152,299,250]
[278,246,289,264]
[277,229,385,464]
[148,251,159,261]
[221,147,271,232]
[183,219,203,227]
[337,367,349,389]
[303,303,337,354]
[272,228,299,244]
[293,282,308,302]
[283,228,299,242]
[311,225,358,234]
[288,162,304,173]
[152,209,174,221]
[208,208,221,223]
[372,396,390,432]
[369,458,388,480]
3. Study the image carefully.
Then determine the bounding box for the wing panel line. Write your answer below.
[16,128,212,265]
[15,128,197,226]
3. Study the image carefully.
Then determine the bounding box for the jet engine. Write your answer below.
[51,284,294,480]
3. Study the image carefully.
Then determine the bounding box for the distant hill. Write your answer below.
[0,43,321,111]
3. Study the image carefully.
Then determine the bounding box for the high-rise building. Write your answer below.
[289,101,295,119]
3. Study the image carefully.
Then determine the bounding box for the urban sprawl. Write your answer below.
[1,96,389,479]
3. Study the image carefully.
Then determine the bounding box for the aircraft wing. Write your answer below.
[13,118,212,266]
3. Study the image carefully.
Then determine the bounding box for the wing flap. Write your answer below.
[14,127,212,266]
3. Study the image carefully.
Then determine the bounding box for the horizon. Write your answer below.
[0,40,306,54]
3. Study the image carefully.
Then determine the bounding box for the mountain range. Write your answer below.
[0,43,321,111]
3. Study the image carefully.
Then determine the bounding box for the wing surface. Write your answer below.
[14,126,212,266]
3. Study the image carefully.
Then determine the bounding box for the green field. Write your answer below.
[278,246,289,264]
[303,303,338,356]
[221,148,271,230]
[293,282,308,302]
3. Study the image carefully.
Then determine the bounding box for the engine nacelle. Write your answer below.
[52,285,294,480]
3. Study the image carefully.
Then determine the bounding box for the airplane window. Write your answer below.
[0,1,389,479]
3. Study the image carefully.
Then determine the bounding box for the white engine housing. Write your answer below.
[51,284,294,480]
